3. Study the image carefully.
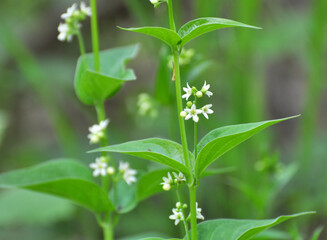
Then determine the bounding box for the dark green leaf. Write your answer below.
[119,26,182,46]
[178,17,261,46]
[0,159,113,213]
[193,212,314,240]
[74,44,139,105]
[90,138,191,177]
[195,116,299,177]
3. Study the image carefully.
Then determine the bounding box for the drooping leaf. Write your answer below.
[90,138,191,177]
[192,212,314,240]
[0,189,75,226]
[118,26,182,47]
[195,116,299,177]
[0,159,113,213]
[74,44,139,105]
[178,17,261,46]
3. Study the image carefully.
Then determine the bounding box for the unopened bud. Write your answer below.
[186,101,193,107]
[180,111,187,118]
[196,91,203,98]
[107,167,115,175]
[163,184,171,191]
[176,202,182,208]
[183,204,188,209]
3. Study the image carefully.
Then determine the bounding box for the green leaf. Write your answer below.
[0,189,75,226]
[193,212,314,240]
[200,167,235,178]
[311,226,324,240]
[119,26,182,47]
[74,44,139,105]
[0,159,113,213]
[111,180,137,214]
[195,116,299,177]
[90,138,191,176]
[252,229,290,239]
[178,17,261,46]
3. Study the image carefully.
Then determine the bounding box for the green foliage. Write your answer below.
[111,180,137,214]
[252,229,290,239]
[193,212,314,240]
[120,17,260,47]
[178,17,261,46]
[0,159,113,213]
[74,44,139,105]
[195,116,299,177]
[310,226,324,240]
[91,138,192,177]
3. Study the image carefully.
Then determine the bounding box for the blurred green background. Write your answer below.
[0,0,326,239]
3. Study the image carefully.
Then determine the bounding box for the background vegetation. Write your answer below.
[0,0,326,239]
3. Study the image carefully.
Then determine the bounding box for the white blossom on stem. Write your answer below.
[161,172,173,191]
[87,119,110,144]
[80,2,92,16]
[196,202,205,220]
[184,104,202,123]
[201,81,213,97]
[182,83,192,100]
[169,207,184,225]
[57,23,73,42]
[61,3,78,20]
[89,157,108,177]
[172,172,186,183]
[119,162,137,185]
[201,104,214,119]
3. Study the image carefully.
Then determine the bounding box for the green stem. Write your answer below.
[176,189,190,240]
[189,186,197,240]
[90,0,100,71]
[167,0,176,31]
[194,122,198,159]
[76,30,86,58]
[102,222,114,240]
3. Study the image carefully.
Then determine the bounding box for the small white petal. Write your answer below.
[193,115,199,122]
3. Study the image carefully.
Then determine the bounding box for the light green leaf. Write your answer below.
[252,229,290,239]
[0,189,75,226]
[195,116,299,177]
[74,44,139,105]
[90,138,191,177]
[311,226,324,240]
[200,167,235,178]
[118,26,182,47]
[178,17,261,46]
[193,212,314,240]
[0,159,113,213]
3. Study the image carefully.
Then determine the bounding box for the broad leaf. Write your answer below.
[119,26,182,47]
[195,116,299,177]
[111,180,137,214]
[90,138,191,176]
[178,17,261,46]
[252,229,290,239]
[74,44,139,105]
[193,212,314,240]
[0,159,113,213]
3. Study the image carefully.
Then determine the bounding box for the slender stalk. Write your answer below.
[194,122,198,159]
[176,189,190,240]
[102,223,114,240]
[90,0,100,71]
[77,30,86,58]
[167,0,176,31]
[189,186,197,240]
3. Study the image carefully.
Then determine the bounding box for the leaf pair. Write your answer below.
[74,44,139,105]
[92,116,298,179]
[119,17,260,48]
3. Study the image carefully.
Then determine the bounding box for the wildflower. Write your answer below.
[182,83,192,100]
[161,172,173,191]
[119,162,137,185]
[87,119,109,144]
[180,111,187,118]
[61,3,78,20]
[184,104,202,123]
[196,202,205,220]
[57,23,73,42]
[201,104,214,119]
[172,172,186,183]
[80,2,92,16]
[169,203,184,225]
[89,157,108,177]
[201,81,213,97]
[150,0,159,4]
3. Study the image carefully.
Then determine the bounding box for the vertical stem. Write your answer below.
[77,30,86,58]
[167,0,176,31]
[194,122,198,159]
[102,222,114,240]
[189,186,197,240]
[90,0,100,71]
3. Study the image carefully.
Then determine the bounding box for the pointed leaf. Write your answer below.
[90,138,191,177]
[178,17,261,46]
[195,116,299,177]
[74,44,139,105]
[119,26,182,47]
[0,159,113,213]
[193,212,314,240]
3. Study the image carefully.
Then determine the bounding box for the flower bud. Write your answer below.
[107,167,115,175]
[176,202,182,208]
[186,101,193,108]
[196,91,203,98]
[180,111,187,118]
[163,183,171,191]
[183,204,188,209]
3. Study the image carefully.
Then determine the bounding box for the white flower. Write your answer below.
[169,208,184,225]
[119,162,137,185]
[196,202,205,220]
[182,83,192,100]
[107,166,115,175]
[150,0,159,4]
[201,104,214,119]
[201,81,213,97]
[184,104,202,123]
[61,3,78,20]
[196,91,203,98]
[57,23,73,42]
[89,157,108,177]
[161,172,173,191]
[172,172,186,183]
[80,2,92,16]
[87,119,110,144]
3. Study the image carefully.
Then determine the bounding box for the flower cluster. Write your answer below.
[161,172,186,191]
[149,0,167,8]
[87,119,109,144]
[89,157,137,185]
[180,81,214,122]
[169,202,187,225]
[57,2,91,42]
